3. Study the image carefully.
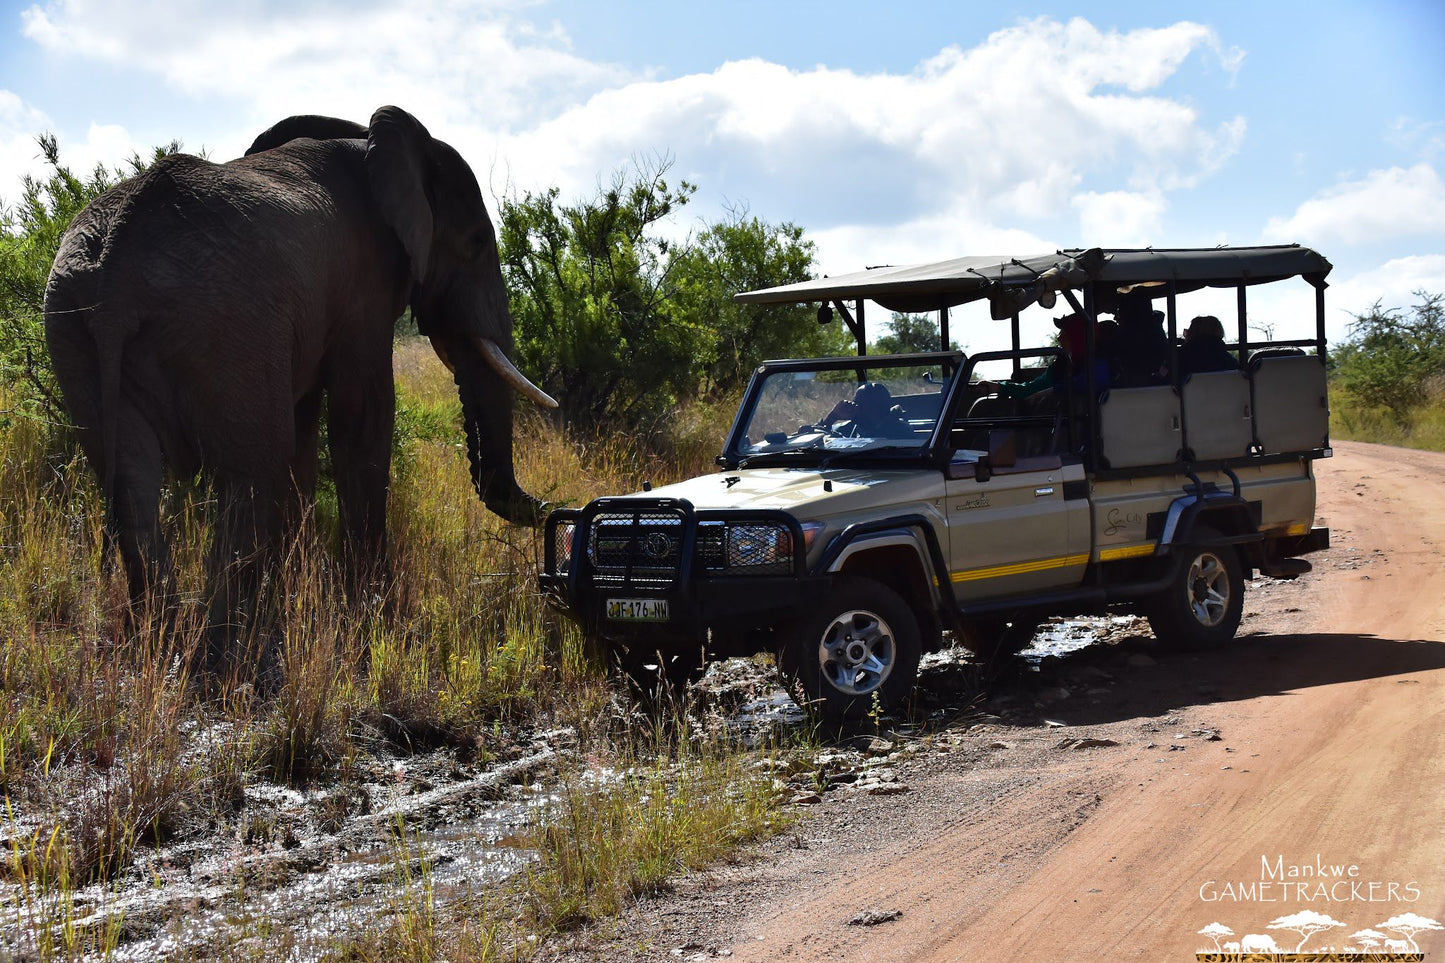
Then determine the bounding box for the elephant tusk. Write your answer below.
[475,337,559,409]
[428,335,456,374]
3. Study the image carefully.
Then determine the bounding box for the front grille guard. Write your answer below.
[543,497,807,591]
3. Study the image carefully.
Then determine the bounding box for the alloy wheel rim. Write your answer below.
[818,609,895,696]
[1187,551,1230,627]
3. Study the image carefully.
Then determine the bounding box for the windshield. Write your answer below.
[731,360,951,464]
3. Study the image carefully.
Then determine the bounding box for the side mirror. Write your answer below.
[974,458,992,483]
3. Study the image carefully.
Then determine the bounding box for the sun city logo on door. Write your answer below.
[1194,855,1439,960]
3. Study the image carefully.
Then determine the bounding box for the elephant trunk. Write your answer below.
[452,340,548,525]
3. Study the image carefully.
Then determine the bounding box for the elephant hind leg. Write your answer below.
[203,470,293,683]
[108,402,173,611]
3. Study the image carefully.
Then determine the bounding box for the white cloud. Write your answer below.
[1071,189,1165,247]
[20,0,631,148]
[496,18,1244,240]
[1263,164,1445,247]
[11,6,1251,310]
[0,90,142,207]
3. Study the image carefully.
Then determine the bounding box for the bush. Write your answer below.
[1332,291,1445,423]
[502,158,843,427]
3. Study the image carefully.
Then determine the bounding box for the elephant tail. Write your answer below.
[94,329,126,505]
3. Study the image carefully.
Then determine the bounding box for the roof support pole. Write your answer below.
[1010,313,1021,355]
[832,299,867,357]
[1315,283,1327,366]
[1236,284,1249,368]
[1168,283,1188,463]
[939,306,950,353]
[1083,284,1099,473]
[1241,284,1262,454]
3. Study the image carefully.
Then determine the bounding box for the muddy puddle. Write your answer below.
[3,615,1141,960]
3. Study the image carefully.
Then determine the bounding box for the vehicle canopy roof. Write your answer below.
[734,245,1333,319]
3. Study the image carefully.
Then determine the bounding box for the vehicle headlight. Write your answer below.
[799,521,825,553]
[554,522,575,573]
[726,524,792,568]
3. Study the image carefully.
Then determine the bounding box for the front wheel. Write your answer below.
[1146,528,1245,650]
[778,577,922,721]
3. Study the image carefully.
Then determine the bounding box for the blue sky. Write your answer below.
[2,0,1442,348]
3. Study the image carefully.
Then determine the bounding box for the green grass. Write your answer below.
[0,337,770,959]
[1330,377,1445,452]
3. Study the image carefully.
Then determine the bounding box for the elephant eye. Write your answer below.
[470,231,492,256]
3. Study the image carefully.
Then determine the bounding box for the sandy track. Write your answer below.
[557,441,1445,962]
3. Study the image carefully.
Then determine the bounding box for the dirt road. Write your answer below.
[559,441,1445,961]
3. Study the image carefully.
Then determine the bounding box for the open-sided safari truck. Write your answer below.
[539,245,1333,719]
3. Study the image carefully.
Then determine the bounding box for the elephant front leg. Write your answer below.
[326,366,395,598]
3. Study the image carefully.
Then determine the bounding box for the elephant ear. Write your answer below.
[365,106,433,284]
[245,115,367,156]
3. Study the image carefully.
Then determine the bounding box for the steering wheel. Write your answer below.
[797,421,844,438]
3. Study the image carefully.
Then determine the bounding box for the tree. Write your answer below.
[0,134,182,420]
[871,312,959,355]
[501,158,835,426]
[667,206,847,393]
[500,157,700,425]
[1332,291,1445,423]
[1197,922,1234,953]
[1349,928,1387,951]
[1378,912,1444,952]
[1266,910,1345,952]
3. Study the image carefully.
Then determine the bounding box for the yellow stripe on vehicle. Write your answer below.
[950,553,1090,583]
[1098,542,1156,562]
[1284,521,1309,536]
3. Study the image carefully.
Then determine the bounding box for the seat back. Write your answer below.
[1098,385,1180,468]
[1251,355,1329,453]
[1181,370,1252,461]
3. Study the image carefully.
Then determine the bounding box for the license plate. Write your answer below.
[606,598,670,622]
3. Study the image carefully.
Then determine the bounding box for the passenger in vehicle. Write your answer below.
[1110,291,1171,387]
[1179,315,1240,375]
[976,313,1110,400]
[821,381,914,438]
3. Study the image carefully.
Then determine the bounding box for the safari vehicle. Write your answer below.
[539,245,1333,719]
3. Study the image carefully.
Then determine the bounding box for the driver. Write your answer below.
[820,382,913,438]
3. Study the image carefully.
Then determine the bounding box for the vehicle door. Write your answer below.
[943,451,1091,603]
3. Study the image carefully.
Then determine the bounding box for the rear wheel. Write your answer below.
[778,577,922,721]
[1147,528,1245,650]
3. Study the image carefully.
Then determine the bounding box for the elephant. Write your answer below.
[44,105,554,654]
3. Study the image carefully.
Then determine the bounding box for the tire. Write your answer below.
[1146,527,1245,650]
[959,616,1041,660]
[610,639,705,710]
[778,577,922,721]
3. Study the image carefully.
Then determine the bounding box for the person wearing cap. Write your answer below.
[1178,315,1239,375]
[1110,291,1171,386]
[976,313,1111,400]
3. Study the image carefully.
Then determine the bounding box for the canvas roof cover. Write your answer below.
[733,245,1333,315]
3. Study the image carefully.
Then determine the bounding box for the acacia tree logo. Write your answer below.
[1380,913,1445,953]
[1267,910,1345,952]
[1196,911,1443,957]
[1199,922,1234,953]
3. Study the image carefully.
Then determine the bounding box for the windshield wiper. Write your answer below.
[737,448,827,469]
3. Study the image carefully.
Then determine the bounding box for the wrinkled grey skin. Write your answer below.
[44,106,544,641]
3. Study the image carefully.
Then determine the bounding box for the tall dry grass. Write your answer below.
[1331,375,1445,452]
[1,337,760,958]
